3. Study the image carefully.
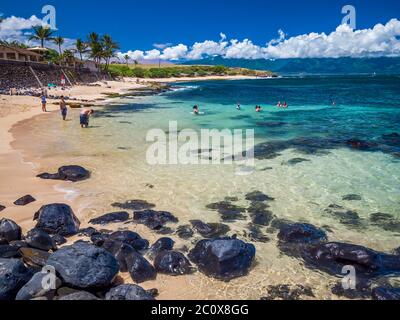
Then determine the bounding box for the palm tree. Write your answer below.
[87,32,102,68]
[29,25,54,48]
[124,54,130,66]
[53,36,64,55]
[74,38,89,61]
[101,34,120,70]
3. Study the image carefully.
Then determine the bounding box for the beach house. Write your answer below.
[0,45,43,63]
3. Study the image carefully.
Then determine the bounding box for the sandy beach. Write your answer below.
[0,79,147,231]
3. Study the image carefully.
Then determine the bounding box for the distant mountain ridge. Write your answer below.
[182,57,400,75]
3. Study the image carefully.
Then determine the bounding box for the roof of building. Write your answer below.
[0,44,43,57]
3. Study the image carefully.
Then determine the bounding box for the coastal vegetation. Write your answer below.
[107,64,274,79]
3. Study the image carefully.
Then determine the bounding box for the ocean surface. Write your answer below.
[14,75,400,299]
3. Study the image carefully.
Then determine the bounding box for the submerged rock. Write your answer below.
[250,211,274,227]
[245,191,275,202]
[189,238,256,281]
[148,238,175,260]
[176,225,194,240]
[261,284,315,300]
[285,158,311,166]
[0,219,22,242]
[278,223,327,245]
[34,204,80,236]
[342,194,362,201]
[13,195,36,206]
[47,242,119,289]
[0,258,32,300]
[245,224,270,243]
[26,228,57,252]
[105,284,155,300]
[303,242,400,278]
[372,287,400,300]
[16,271,61,300]
[112,200,155,211]
[154,251,193,276]
[89,212,130,225]
[190,220,230,238]
[370,212,400,233]
[58,291,100,300]
[19,247,50,268]
[206,201,246,222]
[331,278,372,300]
[133,210,178,230]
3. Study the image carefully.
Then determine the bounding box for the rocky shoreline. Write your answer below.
[1,166,400,300]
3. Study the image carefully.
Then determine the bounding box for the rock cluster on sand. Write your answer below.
[37,165,90,182]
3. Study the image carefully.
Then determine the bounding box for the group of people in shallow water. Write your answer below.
[40,93,94,128]
[192,101,289,115]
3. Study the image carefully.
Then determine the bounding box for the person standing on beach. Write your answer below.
[80,108,94,128]
[41,94,47,112]
[60,96,67,121]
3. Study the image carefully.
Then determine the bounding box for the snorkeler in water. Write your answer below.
[237,103,241,110]
[193,105,199,115]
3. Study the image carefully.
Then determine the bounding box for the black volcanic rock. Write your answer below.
[37,165,90,182]
[112,200,155,211]
[278,223,327,245]
[0,258,32,300]
[89,212,130,225]
[372,287,400,300]
[34,204,80,236]
[154,251,193,276]
[0,219,22,242]
[13,195,36,206]
[189,238,256,281]
[125,251,157,283]
[105,284,155,300]
[133,210,178,230]
[19,247,50,268]
[245,191,275,202]
[26,228,57,252]
[0,204,5,212]
[148,238,175,260]
[109,231,149,251]
[190,220,230,238]
[47,242,119,289]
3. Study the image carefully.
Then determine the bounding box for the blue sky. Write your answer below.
[1,0,400,60]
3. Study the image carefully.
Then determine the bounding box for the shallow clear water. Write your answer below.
[13,75,400,299]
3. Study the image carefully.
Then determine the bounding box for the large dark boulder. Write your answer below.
[148,238,175,260]
[133,210,178,230]
[101,239,134,272]
[109,231,149,251]
[89,212,130,225]
[154,251,193,276]
[372,287,400,300]
[14,195,36,206]
[125,251,157,283]
[0,218,22,242]
[189,238,256,281]
[16,271,61,300]
[19,247,50,268]
[0,258,32,300]
[58,166,90,182]
[303,242,400,277]
[47,242,119,289]
[105,284,155,300]
[34,204,80,236]
[26,228,57,252]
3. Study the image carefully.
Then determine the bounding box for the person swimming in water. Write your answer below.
[236,103,241,110]
[255,105,262,112]
[283,102,288,108]
[277,101,282,108]
[193,105,199,115]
